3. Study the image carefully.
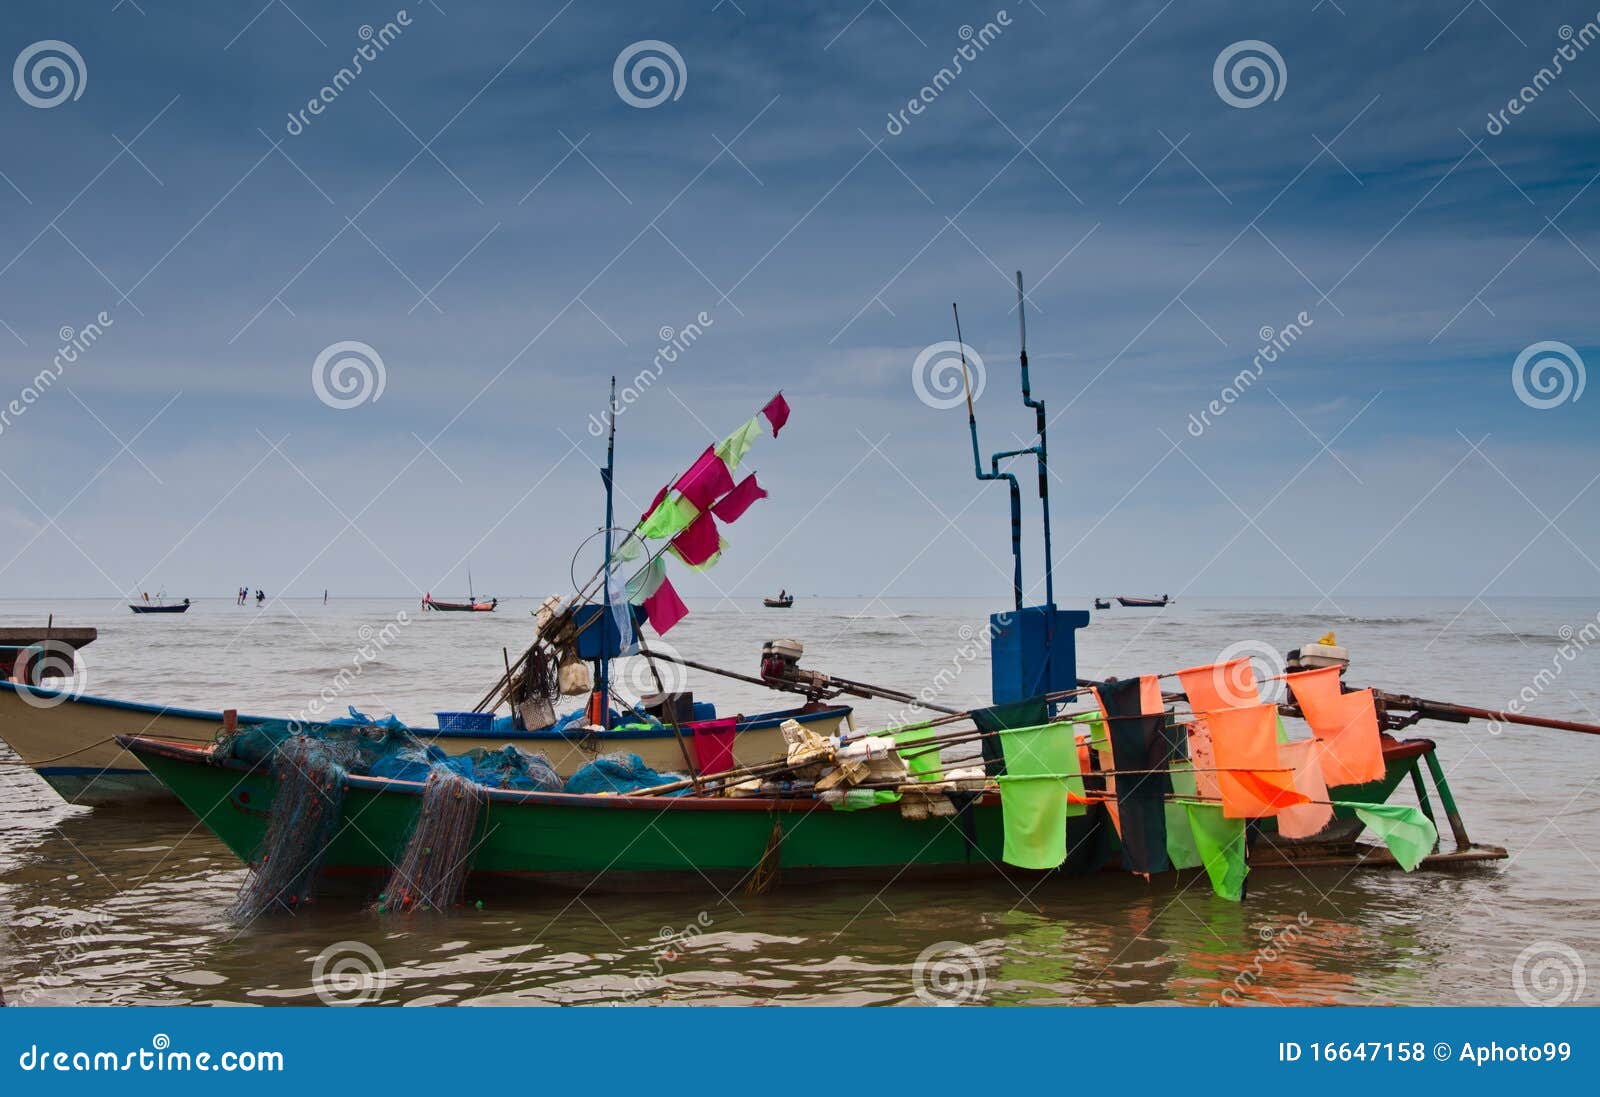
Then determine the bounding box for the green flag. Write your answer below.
[830,789,901,812]
[997,775,1070,869]
[624,557,667,604]
[891,724,943,782]
[714,416,762,470]
[1344,802,1438,871]
[637,491,699,540]
[1182,800,1248,901]
[1165,801,1202,870]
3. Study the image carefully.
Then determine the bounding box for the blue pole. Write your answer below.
[954,304,1023,610]
[598,377,616,729]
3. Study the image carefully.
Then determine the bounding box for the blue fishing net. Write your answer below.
[564,752,689,796]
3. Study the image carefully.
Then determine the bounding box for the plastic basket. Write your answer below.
[435,711,494,733]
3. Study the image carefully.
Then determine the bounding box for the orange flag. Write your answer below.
[1186,717,1222,801]
[1204,703,1309,819]
[1177,658,1259,713]
[1275,739,1333,839]
[1138,675,1164,715]
[1316,689,1386,787]
[1285,665,1342,727]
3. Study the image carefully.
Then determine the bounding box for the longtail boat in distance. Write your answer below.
[1117,594,1171,607]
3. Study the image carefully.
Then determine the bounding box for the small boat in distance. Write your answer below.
[130,593,190,614]
[1093,597,1111,610]
[423,568,497,612]
[1116,594,1171,608]
[763,590,794,608]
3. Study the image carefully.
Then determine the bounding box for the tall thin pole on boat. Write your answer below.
[1016,271,1054,611]
[955,303,1023,610]
[598,376,618,729]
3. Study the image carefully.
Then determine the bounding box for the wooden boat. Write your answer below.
[763,595,794,608]
[1093,598,1111,609]
[130,598,190,614]
[423,595,497,612]
[119,731,1503,890]
[0,679,849,804]
[1116,595,1171,608]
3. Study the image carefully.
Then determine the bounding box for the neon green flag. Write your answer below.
[637,492,698,540]
[997,775,1069,869]
[1182,800,1248,901]
[830,789,901,812]
[891,724,943,782]
[1344,802,1437,871]
[1165,801,1202,869]
[714,416,761,470]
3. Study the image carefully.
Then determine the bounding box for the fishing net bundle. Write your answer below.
[228,735,358,922]
[564,751,688,796]
[378,768,484,913]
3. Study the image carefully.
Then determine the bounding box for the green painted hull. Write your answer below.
[131,741,1105,888]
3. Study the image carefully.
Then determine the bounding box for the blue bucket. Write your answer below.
[435,711,494,733]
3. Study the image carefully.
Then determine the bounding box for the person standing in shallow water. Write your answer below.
[255,589,265,606]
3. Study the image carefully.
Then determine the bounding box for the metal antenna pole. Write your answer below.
[597,377,617,728]
[955,304,1023,610]
[1016,271,1054,610]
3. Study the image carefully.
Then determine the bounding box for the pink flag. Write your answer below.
[691,717,739,776]
[712,473,767,523]
[761,392,790,437]
[644,575,689,634]
[670,509,722,567]
[674,446,735,511]
[639,485,668,522]
[1275,739,1333,839]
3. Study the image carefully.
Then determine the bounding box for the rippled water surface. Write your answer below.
[2,595,1597,1005]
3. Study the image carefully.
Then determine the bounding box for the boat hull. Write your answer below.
[0,681,848,804]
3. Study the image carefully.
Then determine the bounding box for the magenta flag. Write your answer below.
[644,575,689,634]
[712,473,767,523]
[670,509,722,566]
[674,445,735,511]
[761,392,790,438]
[639,484,668,522]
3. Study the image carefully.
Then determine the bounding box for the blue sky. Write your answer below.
[0,0,1597,602]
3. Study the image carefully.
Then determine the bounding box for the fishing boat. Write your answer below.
[1117,594,1170,608]
[1093,598,1111,610]
[422,595,497,612]
[0,679,849,803]
[763,594,795,608]
[130,596,190,614]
